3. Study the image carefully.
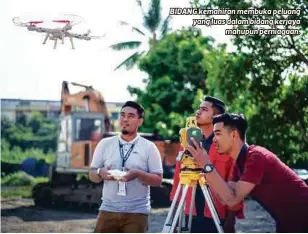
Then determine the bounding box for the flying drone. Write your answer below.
[12,14,105,49]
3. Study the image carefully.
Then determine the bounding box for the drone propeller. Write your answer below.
[85,29,91,36]
[52,14,84,26]
[28,20,44,25]
[52,20,70,23]
[87,34,106,39]
[83,29,106,39]
[69,31,106,40]
[12,17,28,27]
[13,14,83,27]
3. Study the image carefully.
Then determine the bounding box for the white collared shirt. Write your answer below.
[90,134,163,214]
[118,133,140,145]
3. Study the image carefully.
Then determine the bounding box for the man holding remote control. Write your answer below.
[89,101,163,233]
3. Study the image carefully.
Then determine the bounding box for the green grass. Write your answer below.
[1,172,48,186]
[1,186,33,198]
[1,139,56,164]
[1,172,49,199]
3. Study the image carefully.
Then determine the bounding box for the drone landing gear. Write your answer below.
[69,36,75,49]
[53,38,58,50]
[43,33,50,45]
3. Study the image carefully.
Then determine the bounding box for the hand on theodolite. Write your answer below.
[186,137,211,168]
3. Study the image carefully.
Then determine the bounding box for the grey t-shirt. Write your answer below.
[90,134,163,214]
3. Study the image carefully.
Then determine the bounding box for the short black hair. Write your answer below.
[121,101,144,118]
[213,113,247,140]
[204,96,226,114]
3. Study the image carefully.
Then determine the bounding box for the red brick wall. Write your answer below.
[153,141,181,166]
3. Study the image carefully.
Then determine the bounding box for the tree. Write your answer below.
[191,0,308,165]
[110,0,171,70]
[1,112,57,153]
[129,23,307,165]
[129,27,233,139]
[28,112,44,134]
[192,0,308,67]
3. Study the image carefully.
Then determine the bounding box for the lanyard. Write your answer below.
[118,140,136,168]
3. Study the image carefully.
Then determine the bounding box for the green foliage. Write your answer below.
[1,112,57,164]
[1,172,48,186]
[129,28,217,139]
[1,139,56,164]
[2,112,57,151]
[247,76,308,165]
[110,0,172,70]
[191,0,308,165]
[1,186,33,198]
[129,17,307,166]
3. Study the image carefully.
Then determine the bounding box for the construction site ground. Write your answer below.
[1,197,275,233]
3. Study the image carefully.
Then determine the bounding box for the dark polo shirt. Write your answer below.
[195,134,214,216]
[233,144,308,232]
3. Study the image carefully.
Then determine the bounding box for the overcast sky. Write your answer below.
[0,0,233,102]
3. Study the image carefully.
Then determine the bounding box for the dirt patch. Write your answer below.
[1,198,275,233]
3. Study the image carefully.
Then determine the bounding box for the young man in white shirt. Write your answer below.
[89,101,163,233]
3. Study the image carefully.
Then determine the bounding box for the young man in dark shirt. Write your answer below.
[187,113,308,232]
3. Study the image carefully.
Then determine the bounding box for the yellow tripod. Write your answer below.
[162,117,224,233]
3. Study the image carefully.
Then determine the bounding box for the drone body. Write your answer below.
[13,14,104,49]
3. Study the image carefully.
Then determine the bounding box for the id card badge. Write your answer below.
[117,181,127,196]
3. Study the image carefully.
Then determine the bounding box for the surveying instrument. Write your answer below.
[162,117,224,233]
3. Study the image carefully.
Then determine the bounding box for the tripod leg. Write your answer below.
[187,184,197,232]
[170,185,189,233]
[200,184,224,233]
[162,183,183,233]
[178,202,184,233]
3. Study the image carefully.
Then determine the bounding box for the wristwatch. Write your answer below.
[96,168,101,175]
[203,164,214,173]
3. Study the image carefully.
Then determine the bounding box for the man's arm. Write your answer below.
[226,181,245,212]
[137,171,162,186]
[204,169,255,207]
[204,170,247,210]
[89,167,116,183]
[89,169,103,183]
[187,139,256,208]
[89,139,116,183]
